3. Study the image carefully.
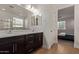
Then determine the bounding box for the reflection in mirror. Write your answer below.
[36,17,38,25]
[0,18,10,30]
[12,17,24,30]
[0,4,32,30]
[31,15,42,26]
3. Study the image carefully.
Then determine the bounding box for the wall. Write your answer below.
[66,17,74,34]
[58,17,74,35]
[74,5,79,48]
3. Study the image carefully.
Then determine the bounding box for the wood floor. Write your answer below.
[33,40,79,54]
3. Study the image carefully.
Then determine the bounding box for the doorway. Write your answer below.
[57,6,74,47]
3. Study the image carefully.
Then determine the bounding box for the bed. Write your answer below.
[58,33,74,41]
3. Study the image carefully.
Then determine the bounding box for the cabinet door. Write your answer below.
[14,35,25,54]
[0,43,13,54]
[24,34,35,53]
[34,33,43,49]
[15,40,25,53]
[38,33,43,46]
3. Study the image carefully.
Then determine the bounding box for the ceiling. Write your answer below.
[0,4,32,19]
[58,6,74,20]
[0,4,74,19]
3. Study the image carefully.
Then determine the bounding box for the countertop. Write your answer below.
[0,30,43,38]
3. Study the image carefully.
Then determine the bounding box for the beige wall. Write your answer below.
[42,5,58,48]
[58,17,74,35]
[74,5,79,48]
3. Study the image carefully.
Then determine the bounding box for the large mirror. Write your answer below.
[0,4,32,30]
[31,15,42,26]
[0,4,42,30]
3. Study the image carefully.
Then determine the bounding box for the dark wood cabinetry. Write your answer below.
[0,42,13,54]
[14,35,25,53]
[0,32,43,54]
[24,33,43,53]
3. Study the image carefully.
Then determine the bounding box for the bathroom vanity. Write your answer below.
[0,32,43,54]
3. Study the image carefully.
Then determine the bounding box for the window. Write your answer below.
[0,18,10,30]
[0,17,28,30]
[58,21,66,30]
[13,17,24,29]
